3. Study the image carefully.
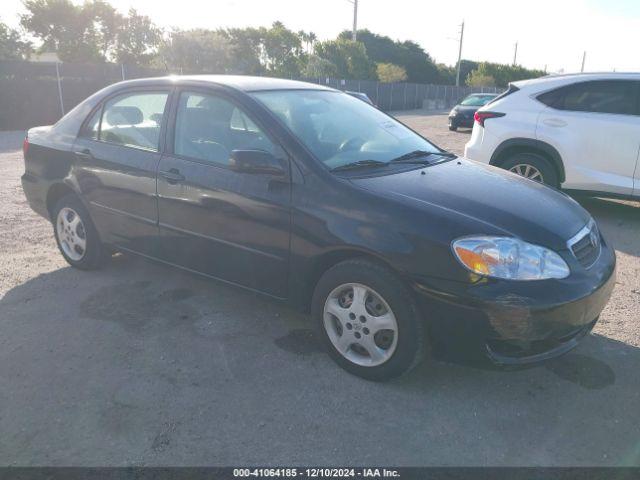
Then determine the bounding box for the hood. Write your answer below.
[349,159,591,250]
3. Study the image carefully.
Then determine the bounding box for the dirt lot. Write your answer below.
[0,113,639,466]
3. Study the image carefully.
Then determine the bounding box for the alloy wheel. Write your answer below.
[509,163,544,182]
[323,283,398,367]
[56,207,87,261]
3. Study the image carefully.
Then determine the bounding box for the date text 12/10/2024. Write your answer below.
[233,468,401,478]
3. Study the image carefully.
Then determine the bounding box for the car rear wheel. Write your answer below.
[501,152,559,188]
[312,258,426,381]
[52,194,107,270]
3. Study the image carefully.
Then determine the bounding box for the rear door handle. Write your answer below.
[74,148,93,160]
[543,118,567,128]
[159,168,185,184]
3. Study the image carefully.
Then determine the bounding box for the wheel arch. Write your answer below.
[490,138,566,183]
[46,182,80,220]
[296,247,406,313]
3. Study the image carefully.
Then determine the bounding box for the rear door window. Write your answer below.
[538,80,638,115]
[99,91,169,151]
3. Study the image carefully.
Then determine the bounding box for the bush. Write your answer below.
[376,63,407,83]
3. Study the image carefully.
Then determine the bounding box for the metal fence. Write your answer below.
[305,77,501,111]
[0,60,502,130]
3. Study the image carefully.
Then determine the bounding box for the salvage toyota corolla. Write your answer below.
[21,76,616,380]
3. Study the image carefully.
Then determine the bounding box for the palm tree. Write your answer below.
[298,30,309,54]
[308,32,317,53]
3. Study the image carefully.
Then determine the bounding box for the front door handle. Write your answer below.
[543,118,568,128]
[159,168,185,184]
[74,148,93,160]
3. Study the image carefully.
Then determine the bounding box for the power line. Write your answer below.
[455,20,464,87]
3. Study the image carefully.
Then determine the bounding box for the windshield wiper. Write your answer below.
[389,150,456,164]
[330,159,388,172]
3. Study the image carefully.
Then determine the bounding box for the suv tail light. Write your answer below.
[22,137,29,156]
[474,111,505,127]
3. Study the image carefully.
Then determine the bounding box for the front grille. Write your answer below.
[569,222,601,269]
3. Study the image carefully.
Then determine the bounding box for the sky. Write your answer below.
[3,0,640,73]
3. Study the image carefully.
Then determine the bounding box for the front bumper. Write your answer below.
[413,240,616,366]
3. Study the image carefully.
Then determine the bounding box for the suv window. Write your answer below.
[98,91,169,151]
[174,91,276,166]
[538,80,638,115]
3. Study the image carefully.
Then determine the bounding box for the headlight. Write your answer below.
[449,108,458,115]
[452,236,570,280]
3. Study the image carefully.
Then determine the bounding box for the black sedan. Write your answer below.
[22,76,615,381]
[448,93,498,130]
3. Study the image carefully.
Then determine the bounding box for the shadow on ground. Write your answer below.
[1,247,639,466]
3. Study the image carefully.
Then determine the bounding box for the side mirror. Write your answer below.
[229,149,285,175]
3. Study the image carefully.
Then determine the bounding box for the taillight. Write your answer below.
[22,137,29,156]
[474,111,505,127]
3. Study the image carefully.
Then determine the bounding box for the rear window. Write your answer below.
[486,84,519,105]
[459,95,497,107]
[82,91,169,151]
[537,80,638,115]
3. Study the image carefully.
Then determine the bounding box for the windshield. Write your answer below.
[252,90,440,170]
[460,94,497,106]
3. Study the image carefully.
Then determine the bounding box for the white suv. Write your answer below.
[464,73,640,198]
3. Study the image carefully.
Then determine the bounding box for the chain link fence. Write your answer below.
[0,60,502,130]
[304,77,501,111]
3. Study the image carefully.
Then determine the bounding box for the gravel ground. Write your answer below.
[0,114,639,467]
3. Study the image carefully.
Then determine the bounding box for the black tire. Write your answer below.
[500,152,559,188]
[312,258,427,381]
[52,194,107,270]
[448,124,457,131]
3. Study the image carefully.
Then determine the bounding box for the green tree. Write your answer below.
[466,69,496,87]
[314,39,376,79]
[84,0,122,60]
[0,21,32,59]
[113,9,162,66]
[436,63,455,85]
[222,27,264,75]
[20,0,102,62]
[376,62,407,82]
[159,29,238,73]
[303,55,338,78]
[261,21,304,77]
[466,62,545,88]
[339,29,439,83]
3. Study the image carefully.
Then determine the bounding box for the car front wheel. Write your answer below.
[312,259,426,381]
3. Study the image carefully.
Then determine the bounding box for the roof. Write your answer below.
[512,71,640,89]
[113,75,333,92]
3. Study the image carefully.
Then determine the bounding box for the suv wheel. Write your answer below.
[312,259,426,381]
[52,194,107,270]
[501,152,559,188]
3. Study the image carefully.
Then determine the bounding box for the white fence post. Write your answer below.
[55,62,65,116]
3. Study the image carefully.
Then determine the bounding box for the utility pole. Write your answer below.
[513,42,518,66]
[581,51,586,72]
[455,20,464,87]
[349,0,358,41]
